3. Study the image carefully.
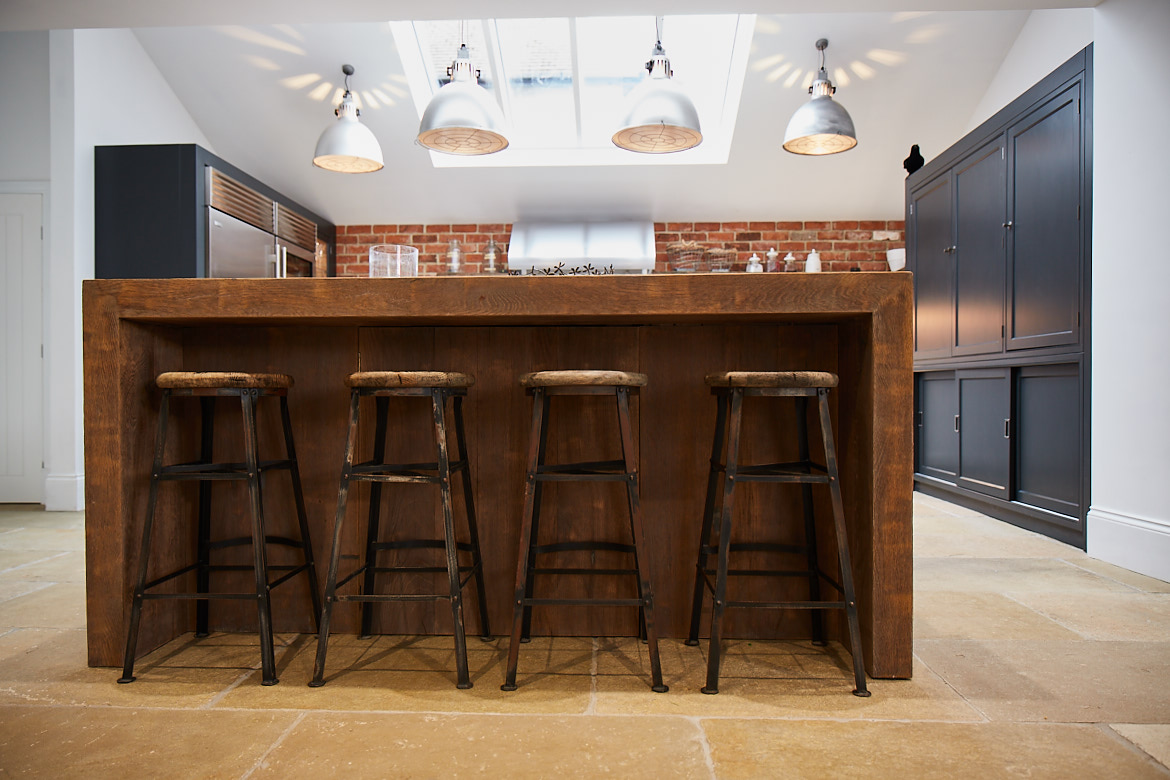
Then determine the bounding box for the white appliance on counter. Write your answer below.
[205,167,317,278]
[507,221,656,274]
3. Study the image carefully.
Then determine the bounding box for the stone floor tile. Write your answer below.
[916,638,1170,723]
[252,712,710,779]
[1010,592,1170,641]
[1112,724,1170,769]
[0,524,86,551]
[0,550,84,584]
[0,629,274,708]
[702,719,1168,779]
[218,633,594,713]
[913,591,1080,640]
[595,648,981,722]
[1067,557,1170,593]
[0,582,86,629]
[915,557,1137,595]
[0,704,296,777]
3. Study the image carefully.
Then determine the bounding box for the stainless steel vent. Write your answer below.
[276,204,317,252]
[207,168,274,233]
[507,222,656,274]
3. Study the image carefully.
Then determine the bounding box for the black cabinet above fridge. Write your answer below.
[95,144,336,279]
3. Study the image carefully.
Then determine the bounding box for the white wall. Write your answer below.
[0,31,51,180]
[43,28,211,510]
[965,8,1093,132]
[1086,0,1170,581]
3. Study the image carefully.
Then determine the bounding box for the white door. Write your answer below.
[0,193,44,503]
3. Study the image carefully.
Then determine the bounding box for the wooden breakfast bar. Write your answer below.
[82,272,914,679]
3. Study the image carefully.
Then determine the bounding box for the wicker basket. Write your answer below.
[666,240,707,273]
[706,247,737,273]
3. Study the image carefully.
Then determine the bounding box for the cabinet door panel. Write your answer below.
[957,369,1010,499]
[1016,364,1081,517]
[954,141,1007,356]
[917,371,958,481]
[1008,82,1082,350]
[911,176,954,359]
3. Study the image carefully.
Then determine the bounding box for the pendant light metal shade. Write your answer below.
[783,40,857,156]
[418,44,509,155]
[313,65,384,173]
[613,41,702,154]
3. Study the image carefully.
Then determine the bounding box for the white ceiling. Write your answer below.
[4,1,1094,225]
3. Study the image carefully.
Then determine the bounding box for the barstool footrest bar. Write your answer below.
[521,597,648,608]
[724,599,848,610]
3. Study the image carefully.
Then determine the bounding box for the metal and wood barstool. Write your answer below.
[501,370,667,693]
[310,371,490,690]
[119,371,321,686]
[686,371,869,697]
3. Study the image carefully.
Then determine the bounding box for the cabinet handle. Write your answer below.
[943,245,956,254]
[954,414,960,433]
[1004,418,1011,439]
[1003,221,1014,228]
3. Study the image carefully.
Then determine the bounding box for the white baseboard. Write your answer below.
[1087,506,1170,583]
[43,473,84,512]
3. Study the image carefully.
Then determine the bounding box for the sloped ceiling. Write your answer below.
[6,1,1087,225]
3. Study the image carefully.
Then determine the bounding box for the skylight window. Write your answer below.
[390,15,755,167]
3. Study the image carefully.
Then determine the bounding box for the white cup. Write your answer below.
[369,244,419,277]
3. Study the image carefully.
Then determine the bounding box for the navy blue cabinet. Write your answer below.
[909,47,1091,549]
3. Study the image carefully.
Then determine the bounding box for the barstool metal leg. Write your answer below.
[616,386,667,693]
[310,389,361,687]
[118,391,172,684]
[795,396,826,646]
[502,388,547,691]
[195,396,215,638]
[519,391,551,644]
[433,389,473,689]
[280,395,322,632]
[687,390,729,646]
[241,389,278,686]
[817,390,870,697]
[360,395,390,639]
[453,395,492,640]
[702,388,744,695]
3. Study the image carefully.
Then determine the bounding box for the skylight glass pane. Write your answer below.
[494,18,575,149]
[575,17,648,148]
[412,20,495,90]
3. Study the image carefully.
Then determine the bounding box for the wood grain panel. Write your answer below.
[83,274,914,678]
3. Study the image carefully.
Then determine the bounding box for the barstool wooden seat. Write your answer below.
[119,371,321,686]
[686,370,869,696]
[501,370,667,693]
[310,371,490,690]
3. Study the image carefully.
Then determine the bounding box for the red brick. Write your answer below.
[345,224,371,234]
[859,220,886,230]
[805,221,830,230]
[748,221,775,231]
[831,221,860,230]
[667,222,692,232]
[706,232,735,242]
[694,222,722,231]
[450,224,477,232]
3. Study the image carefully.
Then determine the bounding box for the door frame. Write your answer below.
[0,181,49,504]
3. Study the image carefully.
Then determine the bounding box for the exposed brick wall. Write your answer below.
[335,220,905,276]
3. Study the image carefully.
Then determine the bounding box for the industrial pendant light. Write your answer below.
[417,25,509,156]
[783,39,857,156]
[313,65,384,173]
[613,16,702,154]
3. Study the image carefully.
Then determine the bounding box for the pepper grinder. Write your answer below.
[446,239,463,275]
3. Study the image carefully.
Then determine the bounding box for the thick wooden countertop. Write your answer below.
[84,272,907,325]
[83,272,914,678]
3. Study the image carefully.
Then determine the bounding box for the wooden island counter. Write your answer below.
[83,272,913,678]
